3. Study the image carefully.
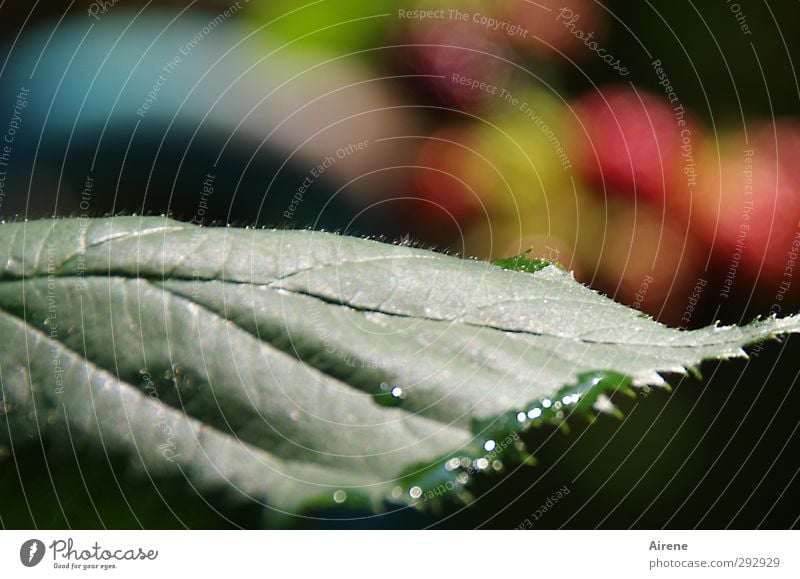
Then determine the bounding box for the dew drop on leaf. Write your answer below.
[373,383,405,407]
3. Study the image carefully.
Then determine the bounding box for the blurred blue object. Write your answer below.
[0,8,418,233]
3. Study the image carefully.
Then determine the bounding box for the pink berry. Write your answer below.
[572,86,698,205]
[397,20,510,111]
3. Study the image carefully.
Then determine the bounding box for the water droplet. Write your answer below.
[445,457,461,471]
[409,486,422,499]
[374,383,405,407]
[474,458,489,470]
[483,439,496,452]
[333,490,347,503]
[594,394,616,414]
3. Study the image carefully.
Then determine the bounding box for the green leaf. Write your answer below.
[0,217,798,522]
[491,248,560,273]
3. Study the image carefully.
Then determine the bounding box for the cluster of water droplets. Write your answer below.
[326,372,634,510]
[388,371,635,509]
